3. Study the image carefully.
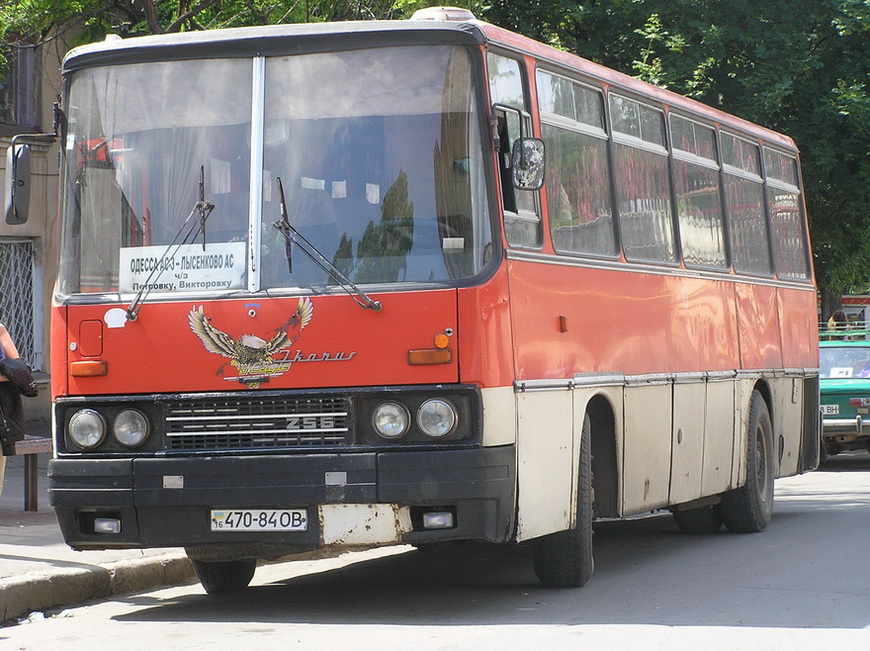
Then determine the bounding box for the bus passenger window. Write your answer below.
[670,115,726,269]
[609,94,676,263]
[722,133,771,275]
[764,148,809,280]
[537,70,616,257]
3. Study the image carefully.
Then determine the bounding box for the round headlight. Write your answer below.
[417,399,458,438]
[114,409,150,448]
[373,402,411,440]
[68,409,107,449]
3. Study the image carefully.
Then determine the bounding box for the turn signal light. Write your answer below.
[70,360,108,376]
[408,348,452,365]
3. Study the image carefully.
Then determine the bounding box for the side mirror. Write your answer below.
[511,137,545,191]
[4,143,32,225]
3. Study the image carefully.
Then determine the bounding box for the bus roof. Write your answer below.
[62,19,486,72]
[63,15,797,152]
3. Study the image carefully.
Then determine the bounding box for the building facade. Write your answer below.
[1,36,65,420]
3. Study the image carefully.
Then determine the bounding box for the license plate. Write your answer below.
[211,509,308,532]
[820,404,840,415]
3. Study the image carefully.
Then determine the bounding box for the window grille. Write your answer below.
[0,239,36,369]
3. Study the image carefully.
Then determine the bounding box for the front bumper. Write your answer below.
[49,446,516,552]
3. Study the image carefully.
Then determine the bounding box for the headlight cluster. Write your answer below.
[68,408,150,450]
[372,398,458,441]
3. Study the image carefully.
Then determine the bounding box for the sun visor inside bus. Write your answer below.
[81,46,475,137]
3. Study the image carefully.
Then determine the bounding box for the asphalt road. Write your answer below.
[2,452,868,650]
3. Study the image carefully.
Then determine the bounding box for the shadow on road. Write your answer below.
[111,464,870,632]
[818,449,870,472]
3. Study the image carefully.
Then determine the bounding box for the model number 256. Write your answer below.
[286,416,335,430]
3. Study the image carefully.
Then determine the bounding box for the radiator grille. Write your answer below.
[165,395,351,450]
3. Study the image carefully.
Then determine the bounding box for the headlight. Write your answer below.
[373,401,410,440]
[114,409,149,448]
[417,399,458,438]
[68,409,107,449]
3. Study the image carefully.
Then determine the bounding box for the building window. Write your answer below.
[0,239,38,370]
[1,44,37,129]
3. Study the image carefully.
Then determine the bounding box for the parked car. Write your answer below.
[819,331,870,456]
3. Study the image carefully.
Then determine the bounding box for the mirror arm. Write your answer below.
[490,102,532,164]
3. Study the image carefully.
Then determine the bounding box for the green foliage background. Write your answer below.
[3,0,870,311]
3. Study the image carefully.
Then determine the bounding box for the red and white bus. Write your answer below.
[5,7,819,592]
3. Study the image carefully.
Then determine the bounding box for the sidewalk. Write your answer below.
[0,431,195,624]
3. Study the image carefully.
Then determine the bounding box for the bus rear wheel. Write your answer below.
[533,414,594,588]
[192,558,257,594]
[720,390,774,533]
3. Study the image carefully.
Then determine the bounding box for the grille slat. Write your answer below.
[165,396,351,450]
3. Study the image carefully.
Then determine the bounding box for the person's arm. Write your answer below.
[0,324,21,382]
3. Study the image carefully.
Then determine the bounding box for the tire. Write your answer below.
[533,414,594,588]
[720,390,775,533]
[671,504,723,534]
[192,559,257,594]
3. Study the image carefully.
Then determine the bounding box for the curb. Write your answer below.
[0,553,195,623]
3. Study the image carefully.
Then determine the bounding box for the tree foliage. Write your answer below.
[4,0,870,308]
[490,0,870,310]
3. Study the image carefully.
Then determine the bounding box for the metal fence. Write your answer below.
[0,238,37,369]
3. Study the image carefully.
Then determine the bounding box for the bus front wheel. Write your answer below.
[192,558,257,594]
[720,390,775,533]
[533,414,594,588]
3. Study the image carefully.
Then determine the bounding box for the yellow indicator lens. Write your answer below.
[433,333,450,349]
[70,360,108,376]
[408,348,452,365]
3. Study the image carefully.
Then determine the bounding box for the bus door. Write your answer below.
[488,51,575,540]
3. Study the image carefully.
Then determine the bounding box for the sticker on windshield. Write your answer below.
[119,242,246,294]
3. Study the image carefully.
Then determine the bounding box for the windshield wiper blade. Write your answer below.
[126,167,215,322]
[272,176,382,312]
[196,165,214,250]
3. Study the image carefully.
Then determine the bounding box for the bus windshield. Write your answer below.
[58,45,492,296]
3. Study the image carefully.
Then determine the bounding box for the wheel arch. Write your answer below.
[586,394,619,519]
[752,378,774,427]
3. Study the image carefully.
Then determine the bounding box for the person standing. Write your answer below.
[0,323,24,497]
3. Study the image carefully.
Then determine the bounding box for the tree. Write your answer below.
[504,0,870,314]
[0,1,487,75]
[6,0,870,313]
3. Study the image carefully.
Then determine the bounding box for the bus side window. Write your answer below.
[487,52,541,248]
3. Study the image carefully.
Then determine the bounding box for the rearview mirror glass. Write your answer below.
[5,143,32,225]
[511,137,545,191]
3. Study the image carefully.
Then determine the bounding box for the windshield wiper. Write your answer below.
[196,166,214,250]
[272,176,382,312]
[126,166,215,321]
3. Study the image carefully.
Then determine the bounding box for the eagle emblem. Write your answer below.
[188,297,314,387]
